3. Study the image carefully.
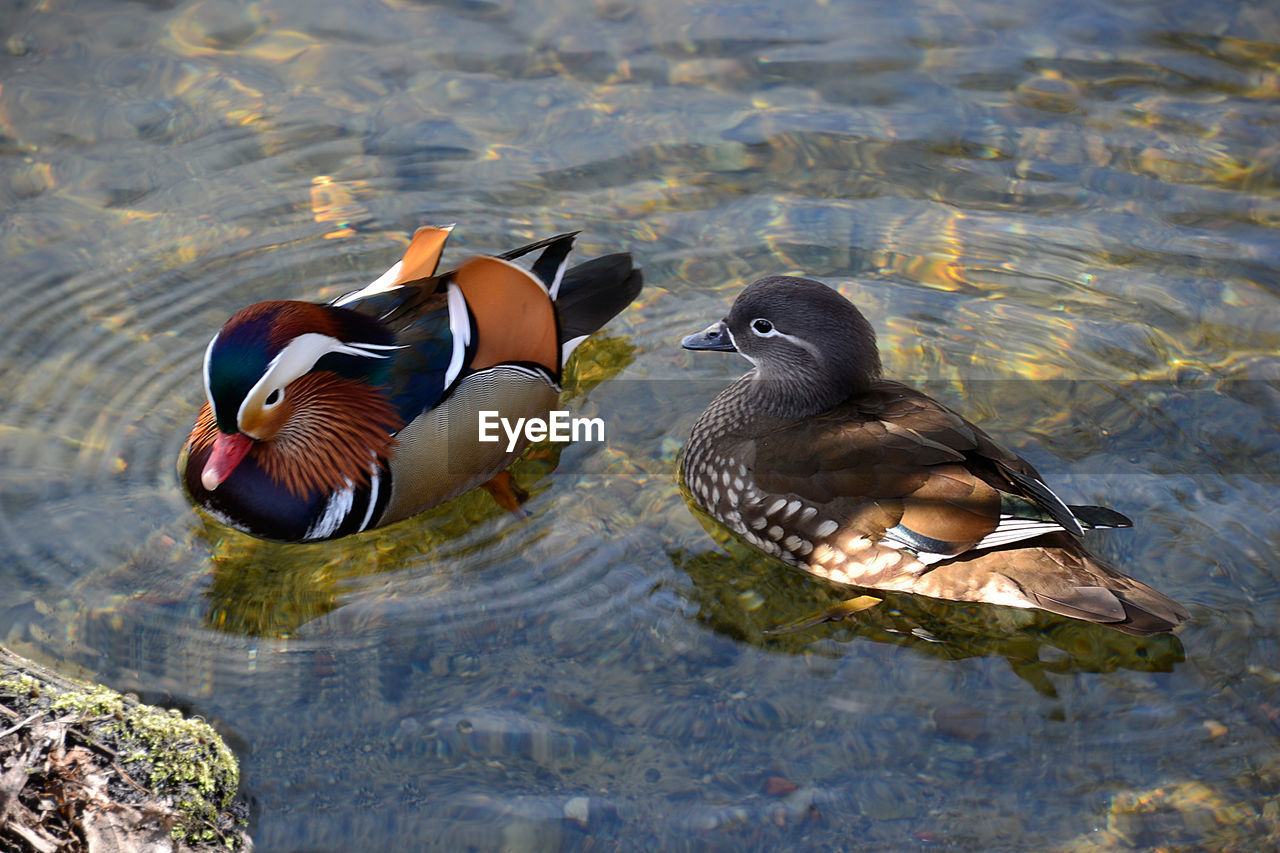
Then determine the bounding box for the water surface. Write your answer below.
[2,0,1278,849]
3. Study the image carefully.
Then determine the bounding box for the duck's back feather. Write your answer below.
[712,379,1148,572]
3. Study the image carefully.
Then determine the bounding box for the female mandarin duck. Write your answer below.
[183,226,641,542]
[680,276,1188,636]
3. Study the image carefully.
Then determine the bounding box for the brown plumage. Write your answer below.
[749,381,1042,556]
[187,372,402,499]
[223,301,345,349]
[182,226,643,542]
[681,275,1189,636]
[456,256,559,372]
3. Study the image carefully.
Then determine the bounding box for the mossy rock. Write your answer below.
[0,644,250,852]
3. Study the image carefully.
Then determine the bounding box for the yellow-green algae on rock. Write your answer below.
[0,644,248,851]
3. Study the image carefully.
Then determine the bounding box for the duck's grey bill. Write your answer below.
[681,322,736,352]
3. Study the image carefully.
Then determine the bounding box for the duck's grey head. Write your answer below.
[682,275,881,417]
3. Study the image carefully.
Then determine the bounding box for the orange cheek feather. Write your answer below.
[239,401,289,441]
[201,432,255,491]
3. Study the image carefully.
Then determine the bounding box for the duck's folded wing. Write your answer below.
[454,256,559,376]
[378,292,459,424]
[377,252,565,421]
[750,384,1089,561]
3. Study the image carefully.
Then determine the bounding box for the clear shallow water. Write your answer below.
[2,0,1278,849]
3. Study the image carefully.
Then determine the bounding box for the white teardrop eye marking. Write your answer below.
[751,318,775,335]
[237,332,400,430]
[263,388,283,408]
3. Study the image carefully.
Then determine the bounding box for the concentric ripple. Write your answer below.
[3,0,1280,849]
[0,205,664,698]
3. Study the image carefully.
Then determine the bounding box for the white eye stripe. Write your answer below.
[237,333,403,430]
[746,322,822,361]
[334,341,400,355]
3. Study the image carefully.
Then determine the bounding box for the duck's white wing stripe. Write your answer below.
[333,261,406,307]
[560,333,590,367]
[999,465,1085,537]
[305,481,355,541]
[357,466,381,533]
[973,517,1065,551]
[547,256,569,300]
[443,281,470,389]
[884,514,1066,563]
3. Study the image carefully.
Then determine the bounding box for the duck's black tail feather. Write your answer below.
[555,254,643,344]
[1069,504,1134,529]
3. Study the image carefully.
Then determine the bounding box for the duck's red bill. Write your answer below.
[201,432,254,491]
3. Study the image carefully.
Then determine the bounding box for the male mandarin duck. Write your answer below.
[182,226,642,542]
[679,275,1189,636]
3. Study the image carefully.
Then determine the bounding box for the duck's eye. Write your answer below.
[751,319,774,335]
[264,388,283,407]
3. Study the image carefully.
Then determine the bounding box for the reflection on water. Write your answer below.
[190,335,634,638]
[2,0,1279,849]
[675,505,1187,699]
